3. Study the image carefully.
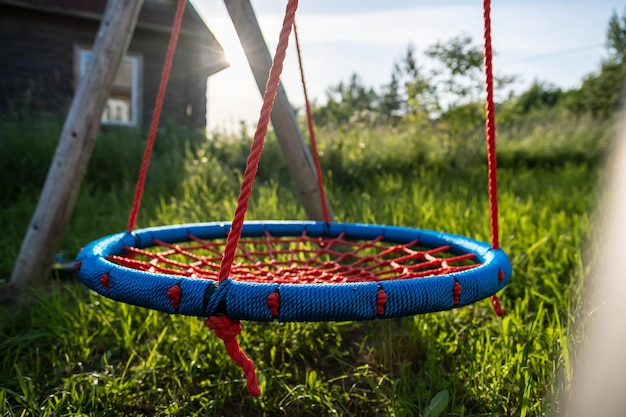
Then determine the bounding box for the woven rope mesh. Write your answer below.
[107,231,481,284]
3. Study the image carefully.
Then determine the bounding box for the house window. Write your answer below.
[76,47,142,127]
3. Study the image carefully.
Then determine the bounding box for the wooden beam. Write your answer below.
[10,0,144,287]
[223,0,333,222]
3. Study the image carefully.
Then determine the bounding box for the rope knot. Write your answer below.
[204,315,260,397]
[205,315,242,340]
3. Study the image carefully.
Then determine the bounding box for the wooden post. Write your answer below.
[223,0,333,222]
[10,0,144,287]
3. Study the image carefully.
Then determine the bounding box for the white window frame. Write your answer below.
[75,46,142,127]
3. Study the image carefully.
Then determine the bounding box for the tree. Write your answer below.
[379,43,438,121]
[313,35,518,128]
[312,73,380,126]
[514,81,564,114]
[426,35,516,109]
[607,7,626,64]
[401,43,438,119]
[386,36,514,125]
[564,60,625,118]
[379,63,403,124]
[426,35,484,102]
[564,8,626,117]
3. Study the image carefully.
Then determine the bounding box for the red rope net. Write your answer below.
[107,232,481,284]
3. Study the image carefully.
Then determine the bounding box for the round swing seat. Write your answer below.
[69,0,508,397]
[75,221,511,322]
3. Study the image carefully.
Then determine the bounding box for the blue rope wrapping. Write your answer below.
[75,221,512,321]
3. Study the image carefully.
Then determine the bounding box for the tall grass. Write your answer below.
[0,113,606,415]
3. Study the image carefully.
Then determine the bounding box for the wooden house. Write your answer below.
[0,0,228,129]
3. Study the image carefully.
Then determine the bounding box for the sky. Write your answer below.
[189,0,625,133]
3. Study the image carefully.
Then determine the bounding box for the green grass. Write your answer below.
[0,114,603,416]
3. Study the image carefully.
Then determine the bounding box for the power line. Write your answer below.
[501,42,605,64]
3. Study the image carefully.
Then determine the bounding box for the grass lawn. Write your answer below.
[0,117,604,416]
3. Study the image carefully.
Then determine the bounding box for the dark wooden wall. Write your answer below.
[0,6,85,115]
[134,29,212,130]
[0,4,214,130]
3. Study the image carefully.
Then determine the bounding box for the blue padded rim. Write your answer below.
[75,221,511,321]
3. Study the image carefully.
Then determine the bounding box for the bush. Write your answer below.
[0,109,613,279]
[497,113,614,169]
[0,114,61,202]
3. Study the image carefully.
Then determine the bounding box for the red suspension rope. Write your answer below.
[210,4,299,393]
[483,0,504,317]
[483,0,499,250]
[127,0,186,231]
[218,0,299,284]
[293,20,331,225]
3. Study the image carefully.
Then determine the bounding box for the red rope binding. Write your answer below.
[267,292,280,317]
[293,20,331,225]
[127,0,186,231]
[166,285,181,309]
[218,0,299,283]
[452,281,462,305]
[99,274,110,291]
[205,316,260,397]
[376,289,387,315]
[483,0,504,316]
